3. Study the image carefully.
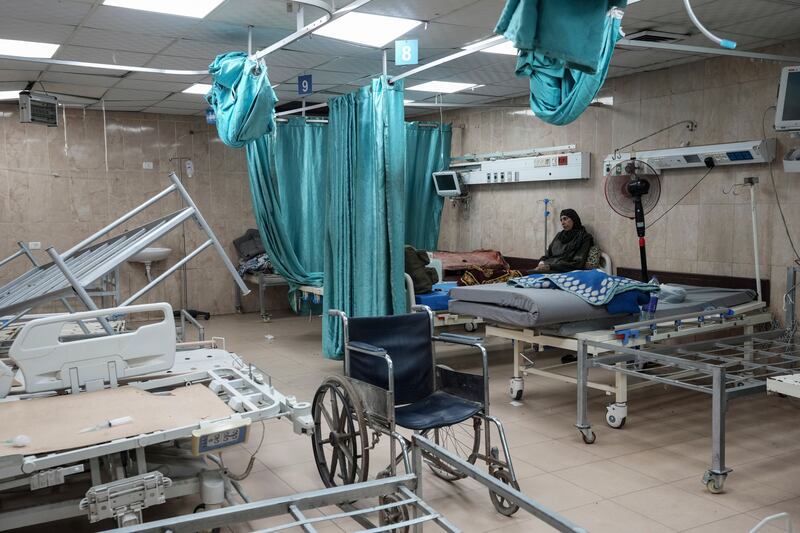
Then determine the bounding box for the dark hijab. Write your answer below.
[558,208,584,244]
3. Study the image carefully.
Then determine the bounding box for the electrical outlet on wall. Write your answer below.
[143,161,154,170]
[28,242,41,250]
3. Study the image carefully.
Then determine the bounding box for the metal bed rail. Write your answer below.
[105,434,585,533]
[575,329,800,493]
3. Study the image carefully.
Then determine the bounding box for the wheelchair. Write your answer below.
[311,305,520,522]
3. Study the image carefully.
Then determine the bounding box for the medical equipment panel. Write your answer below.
[191,417,251,455]
[604,139,776,175]
[18,91,58,127]
[453,152,590,185]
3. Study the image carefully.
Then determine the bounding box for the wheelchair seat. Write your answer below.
[395,391,482,431]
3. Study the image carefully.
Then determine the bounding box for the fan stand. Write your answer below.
[634,196,648,282]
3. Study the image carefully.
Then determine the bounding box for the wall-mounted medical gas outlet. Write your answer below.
[604,139,776,175]
[451,152,590,185]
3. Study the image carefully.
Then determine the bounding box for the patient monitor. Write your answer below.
[776,66,800,131]
[432,170,465,197]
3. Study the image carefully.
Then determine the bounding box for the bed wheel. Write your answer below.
[464,322,478,332]
[605,403,628,429]
[192,504,221,533]
[703,472,726,494]
[509,377,524,401]
[580,429,596,444]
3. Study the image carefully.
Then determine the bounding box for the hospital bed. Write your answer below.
[448,271,773,424]
[0,303,312,530]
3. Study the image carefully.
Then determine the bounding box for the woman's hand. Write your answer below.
[534,262,550,272]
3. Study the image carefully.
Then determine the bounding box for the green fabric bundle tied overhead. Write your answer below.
[206,51,278,147]
[495,0,627,125]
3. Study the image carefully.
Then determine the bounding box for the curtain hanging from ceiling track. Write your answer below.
[404,122,452,251]
[323,77,407,359]
[495,0,626,125]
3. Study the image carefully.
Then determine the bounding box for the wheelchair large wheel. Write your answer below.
[488,469,520,516]
[422,416,481,482]
[312,376,370,487]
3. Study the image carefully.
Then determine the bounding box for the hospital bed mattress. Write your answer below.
[448,284,756,330]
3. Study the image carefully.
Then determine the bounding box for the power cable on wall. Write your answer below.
[762,104,800,266]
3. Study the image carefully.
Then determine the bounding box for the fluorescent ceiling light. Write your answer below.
[0,90,21,101]
[628,0,641,4]
[103,0,224,18]
[0,38,59,58]
[591,96,614,106]
[464,38,517,56]
[406,81,477,94]
[183,83,212,95]
[313,12,421,47]
[403,99,415,104]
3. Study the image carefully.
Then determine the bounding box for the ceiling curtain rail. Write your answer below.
[0,0,371,77]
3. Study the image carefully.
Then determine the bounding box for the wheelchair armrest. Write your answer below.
[433,333,484,346]
[346,342,396,397]
[348,341,387,356]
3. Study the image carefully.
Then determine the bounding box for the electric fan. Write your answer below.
[604,157,661,282]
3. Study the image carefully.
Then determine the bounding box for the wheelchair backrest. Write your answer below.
[346,312,434,406]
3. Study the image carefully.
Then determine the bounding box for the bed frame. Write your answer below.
[483,271,774,427]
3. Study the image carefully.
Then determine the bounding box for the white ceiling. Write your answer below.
[0,0,799,117]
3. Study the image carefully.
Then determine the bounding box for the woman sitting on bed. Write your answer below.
[534,209,594,273]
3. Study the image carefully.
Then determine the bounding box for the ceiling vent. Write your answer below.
[624,30,687,43]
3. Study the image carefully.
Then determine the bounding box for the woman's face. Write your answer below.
[560,215,574,231]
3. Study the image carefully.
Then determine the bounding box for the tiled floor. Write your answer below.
[17,312,800,532]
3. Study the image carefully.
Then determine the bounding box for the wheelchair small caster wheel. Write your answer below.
[379,493,410,532]
[488,469,520,516]
[580,429,596,444]
[509,377,524,401]
[464,322,478,332]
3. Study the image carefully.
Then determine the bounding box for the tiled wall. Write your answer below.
[437,41,800,319]
[0,104,276,316]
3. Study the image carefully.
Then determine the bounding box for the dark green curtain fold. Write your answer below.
[323,77,407,359]
[245,118,325,306]
[495,1,625,125]
[404,123,452,251]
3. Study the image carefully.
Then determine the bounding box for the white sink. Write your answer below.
[129,247,172,264]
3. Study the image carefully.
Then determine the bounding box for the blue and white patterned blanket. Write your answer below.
[508,269,658,307]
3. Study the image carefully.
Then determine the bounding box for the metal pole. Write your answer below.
[167,172,250,295]
[617,38,800,64]
[710,367,727,478]
[63,185,177,258]
[749,180,763,302]
[46,247,114,335]
[576,340,590,430]
[382,48,388,76]
[247,25,254,56]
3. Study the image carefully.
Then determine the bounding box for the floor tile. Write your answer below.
[612,484,738,530]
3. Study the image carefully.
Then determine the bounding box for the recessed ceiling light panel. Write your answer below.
[464,38,517,56]
[183,83,212,95]
[407,81,477,94]
[0,90,21,101]
[103,0,225,18]
[313,12,421,48]
[0,38,60,58]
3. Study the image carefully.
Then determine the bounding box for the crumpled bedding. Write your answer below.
[237,253,272,276]
[431,250,508,272]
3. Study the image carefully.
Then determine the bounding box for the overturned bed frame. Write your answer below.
[0,171,249,334]
[109,435,587,533]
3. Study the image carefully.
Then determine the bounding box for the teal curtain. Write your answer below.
[323,77,407,359]
[207,52,278,147]
[245,118,325,307]
[404,123,452,251]
[495,2,625,125]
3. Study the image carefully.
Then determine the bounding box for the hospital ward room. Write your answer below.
[5,1,800,532]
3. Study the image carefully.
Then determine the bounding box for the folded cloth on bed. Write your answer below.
[508,269,658,306]
[238,252,272,276]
